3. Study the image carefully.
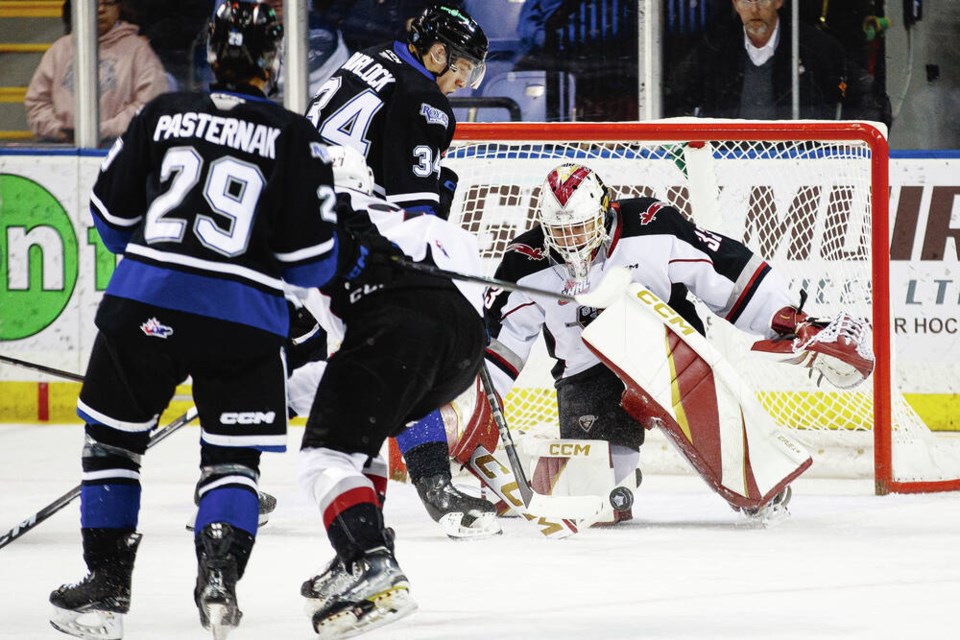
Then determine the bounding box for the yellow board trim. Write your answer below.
[0,1,63,18]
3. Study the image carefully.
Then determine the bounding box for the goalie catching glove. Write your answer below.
[752,303,875,389]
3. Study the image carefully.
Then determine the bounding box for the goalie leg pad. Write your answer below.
[444,375,500,466]
[524,439,641,527]
[582,284,812,513]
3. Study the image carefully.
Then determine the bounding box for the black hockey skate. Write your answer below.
[195,523,243,640]
[309,546,417,639]
[413,473,501,539]
[50,531,142,640]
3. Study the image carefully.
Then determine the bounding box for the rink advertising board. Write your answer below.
[1,150,958,427]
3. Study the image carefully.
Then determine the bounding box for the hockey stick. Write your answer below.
[0,354,84,382]
[0,406,199,550]
[394,258,632,310]
[478,364,603,519]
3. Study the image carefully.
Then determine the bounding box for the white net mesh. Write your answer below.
[445,122,960,491]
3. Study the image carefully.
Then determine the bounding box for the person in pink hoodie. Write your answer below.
[24,0,169,144]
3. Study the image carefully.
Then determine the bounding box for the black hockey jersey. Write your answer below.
[297,187,484,347]
[484,198,795,393]
[90,87,341,338]
[305,41,455,216]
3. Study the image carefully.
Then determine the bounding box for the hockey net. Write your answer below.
[444,120,960,494]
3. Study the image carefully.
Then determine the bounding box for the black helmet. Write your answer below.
[207,0,283,91]
[409,4,488,88]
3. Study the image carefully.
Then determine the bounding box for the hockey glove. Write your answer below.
[336,227,404,286]
[437,166,458,220]
[751,305,875,389]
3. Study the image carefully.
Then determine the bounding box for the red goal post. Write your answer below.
[446,120,960,495]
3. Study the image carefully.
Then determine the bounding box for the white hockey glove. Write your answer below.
[751,304,875,389]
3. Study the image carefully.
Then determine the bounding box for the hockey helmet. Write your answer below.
[537,163,612,283]
[328,145,375,195]
[207,1,283,91]
[409,4,488,89]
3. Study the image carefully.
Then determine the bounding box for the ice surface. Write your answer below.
[2,423,959,639]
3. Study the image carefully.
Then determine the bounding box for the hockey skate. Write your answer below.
[50,531,142,640]
[742,485,793,526]
[195,523,243,640]
[186,491,277,531]
[413,473,501,539]
[308,546,417,639]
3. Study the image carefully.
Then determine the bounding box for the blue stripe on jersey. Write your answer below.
[281,252,339,289]
[81,483,141,529]
[91,208,133,253]
[107,259,289,335]
[403,204,439,216]
[195,486,259,537]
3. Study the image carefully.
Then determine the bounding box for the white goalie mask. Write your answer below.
[537,163,612,283]
[328,145,375,195]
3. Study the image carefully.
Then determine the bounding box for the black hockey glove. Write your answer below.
[437,166,458,220]
[336,228,404,286]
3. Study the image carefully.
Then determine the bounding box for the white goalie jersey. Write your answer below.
[483,197,796,395]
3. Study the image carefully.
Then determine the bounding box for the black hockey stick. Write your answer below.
[0,406,199,550]
[393,258,632,309]
[0,354,84,382]
[478,363,602,519]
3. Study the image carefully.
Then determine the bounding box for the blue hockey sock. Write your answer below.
[394,408,447,455]
[195,486,259,537]
[80,483,141,529]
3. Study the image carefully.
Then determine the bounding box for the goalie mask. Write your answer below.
[328,145,375,195]
[537,163,612,283]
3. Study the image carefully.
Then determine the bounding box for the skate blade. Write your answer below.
[202,603,241,640]
[50,606,123,640]
[314,587,418,639]
[438,511,502,540]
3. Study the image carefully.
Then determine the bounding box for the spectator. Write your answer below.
[24,0,168,144]
[666,0,873,121]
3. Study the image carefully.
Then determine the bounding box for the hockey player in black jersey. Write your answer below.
[482,163,874,524]
[305,4,500,538]
[47,3,389,639]
[288,146,488,637]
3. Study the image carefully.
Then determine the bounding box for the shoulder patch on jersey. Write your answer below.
[640,201,667,225]
[419,103,449,128]
[506,242,546,260]
[379,49,401,64]
[310,142,331,162]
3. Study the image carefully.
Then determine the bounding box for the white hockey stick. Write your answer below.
[394,259,632,310]
[478,364,603,520]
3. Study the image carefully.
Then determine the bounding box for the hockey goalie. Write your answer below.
[454,161,875,526]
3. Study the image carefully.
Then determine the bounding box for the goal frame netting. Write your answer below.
[448,120,959,496]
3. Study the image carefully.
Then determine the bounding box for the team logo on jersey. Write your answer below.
[419,103,449,128]
[140,317,173,339]
[640,201,665,225]
[506,243,545,260]
[578,415,597,432]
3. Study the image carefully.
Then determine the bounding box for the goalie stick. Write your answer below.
[478,364,603,520]
[0,406,199,550]
[394,258,632,310]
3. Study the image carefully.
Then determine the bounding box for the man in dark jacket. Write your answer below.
[667,0,861,120]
